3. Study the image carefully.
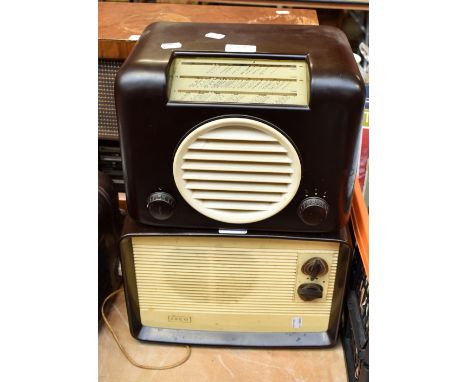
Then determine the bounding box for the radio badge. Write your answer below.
[168,315,192,323]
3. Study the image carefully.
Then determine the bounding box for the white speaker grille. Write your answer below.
[173,117,301,224]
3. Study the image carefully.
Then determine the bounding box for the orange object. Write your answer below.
[350,177,369,278]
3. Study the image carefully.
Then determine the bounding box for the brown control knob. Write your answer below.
[297,283,323,301]
[298,197,329,226]
[147,192,176,220]
[301,257,329,279]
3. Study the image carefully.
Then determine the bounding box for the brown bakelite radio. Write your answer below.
[116,22,364,347]
[116,22,365,233]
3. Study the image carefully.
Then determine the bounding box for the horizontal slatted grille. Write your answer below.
[133,241,338,315]
[173,118,301,224]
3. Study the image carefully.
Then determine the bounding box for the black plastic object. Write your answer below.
[342,244,369,382]
[297,283,323,301]
[147,192,176,220]
[298,197,330,226]
[98,172,122,321]
[98,139,125,193]
[116,22,365,233]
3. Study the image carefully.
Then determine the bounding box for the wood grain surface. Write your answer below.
[184,0,369,11]
[99,291,348,382]
[98,2,319,59]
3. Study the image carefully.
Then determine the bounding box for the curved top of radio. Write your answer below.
[118,22,363,100]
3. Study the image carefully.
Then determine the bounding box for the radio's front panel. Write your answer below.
[120,230,350,347]
[134,236,337,332]
[120,106,355,233]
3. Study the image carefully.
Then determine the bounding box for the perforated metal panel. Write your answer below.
[98,59,123,140]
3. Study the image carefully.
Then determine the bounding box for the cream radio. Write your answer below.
[120,217,351,347]
[116,22,365,233]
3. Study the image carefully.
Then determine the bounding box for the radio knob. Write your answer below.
[147,192,176,220]
[298,197,329,226]
[297,283,323,301]
[302,257,329,279]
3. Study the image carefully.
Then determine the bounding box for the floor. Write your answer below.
[98,291,348,382]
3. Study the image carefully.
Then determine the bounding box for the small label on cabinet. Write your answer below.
[161,42,182,50]
[168,314,192,323]
[225,44,256,53]
[205,32,226,40]
[292,316,302,328]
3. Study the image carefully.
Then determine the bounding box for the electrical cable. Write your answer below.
[101,288,192,370]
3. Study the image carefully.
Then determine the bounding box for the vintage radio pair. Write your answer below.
[116,22,365,347]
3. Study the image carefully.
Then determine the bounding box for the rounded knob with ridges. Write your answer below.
[298,197,329,226]
[297,283,323,301]
[147,192,176,220]
[301,257,329,279]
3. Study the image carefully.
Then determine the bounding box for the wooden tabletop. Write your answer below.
[179,0,369,11]
[99,291,348,382]
[98,2,318,59]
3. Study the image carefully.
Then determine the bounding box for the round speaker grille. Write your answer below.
[173,117,301,224]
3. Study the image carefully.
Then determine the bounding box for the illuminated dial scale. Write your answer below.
[168,57,310,106]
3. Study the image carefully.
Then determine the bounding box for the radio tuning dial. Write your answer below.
[297,283,323,301]
[147,192,176,221]
[298,197,329,226]
[302,257,329,279]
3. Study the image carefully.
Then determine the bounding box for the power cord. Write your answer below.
[101,288,192,370]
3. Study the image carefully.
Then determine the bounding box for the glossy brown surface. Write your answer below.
[98,290,348,382]
[98,2,318,59]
